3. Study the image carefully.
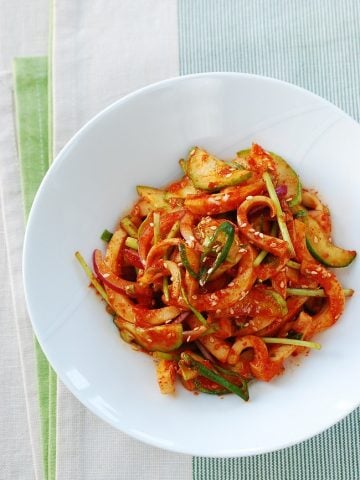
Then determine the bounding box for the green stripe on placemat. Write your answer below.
[13,56,56,480]
[178,1,360,479]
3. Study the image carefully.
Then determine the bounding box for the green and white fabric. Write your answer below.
[1,0,360,479]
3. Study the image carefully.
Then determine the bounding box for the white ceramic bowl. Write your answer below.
[23,73,360,457]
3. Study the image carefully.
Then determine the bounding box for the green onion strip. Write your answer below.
[253,222,277,267]
[100,229,113,243]
[263,172,296,257]
[286,287,353,298]
[75,251,109,303]
[262,337,321,350]
[182,352,249,401]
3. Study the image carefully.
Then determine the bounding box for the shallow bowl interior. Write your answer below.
[24,73,360,457]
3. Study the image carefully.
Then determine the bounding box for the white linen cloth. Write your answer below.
[52,1,193,478]
[0,1,49,478]
[0,75,38,478]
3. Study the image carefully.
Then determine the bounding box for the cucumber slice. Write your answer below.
[306,216,356,267]
[270,152,302,207]
[187,147,251,191]
[137,183,194,213]
[237,148,302,206]
[115,318,183,352]
[136,186,170,210]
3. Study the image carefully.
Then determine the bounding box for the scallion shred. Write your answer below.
[100,229,113,243]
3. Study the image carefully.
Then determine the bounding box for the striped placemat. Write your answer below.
[178,1,360,478]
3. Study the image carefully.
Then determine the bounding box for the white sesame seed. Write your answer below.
[209,337,215,343]
[270,242,277,248]
[313,236,319,244]
[246,195,254,200]
[147,338,153,343]
[230,308,235,314]
[167,333,173,338]
[186,336,192,342]
[210,225,217,230]
[192,295,198,300]
[280,281,285,289]
[149,222,154,227]
[249,228,255,233]
[239,248,246,253]
[259,232,264,239]
[223,194,230,201]
[228,282,235,287]
[225,173,232,177]
[216,309,221,314]
[194,326,200,331]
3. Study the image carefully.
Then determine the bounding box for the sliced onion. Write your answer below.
[275,185,288,198]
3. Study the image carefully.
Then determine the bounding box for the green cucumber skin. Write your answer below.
[306,217,356,268]
[188,147,251,191]
[306,238,356,268]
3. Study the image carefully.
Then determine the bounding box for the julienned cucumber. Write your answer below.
[186,147,252,191]
[237,149,302,207]
[306,216,356,268]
